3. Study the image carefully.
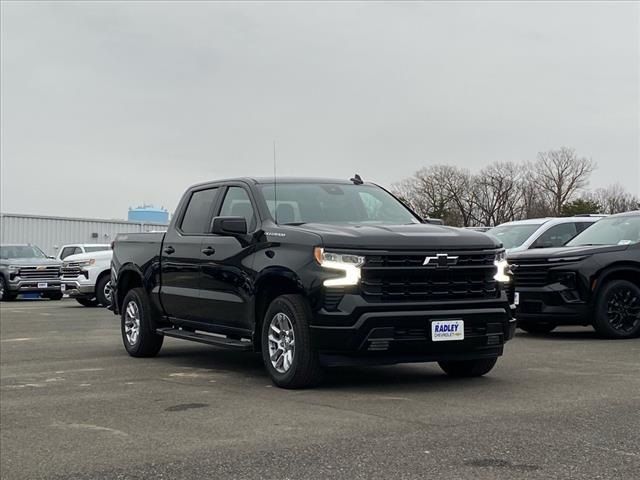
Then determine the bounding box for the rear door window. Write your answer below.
[180,188,220,234]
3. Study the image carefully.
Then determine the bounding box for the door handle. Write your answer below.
[164,246,175,255]
[201,246,215,256]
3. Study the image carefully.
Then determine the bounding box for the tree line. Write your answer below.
[392,147,639,227]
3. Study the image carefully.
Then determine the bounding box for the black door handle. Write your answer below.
[164,246,175,255]
[201,246,215,256]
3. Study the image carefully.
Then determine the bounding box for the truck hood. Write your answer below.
[1,257,61,266]
[508,244,629,261]
[64,250,113,263]
[294,223,500,250]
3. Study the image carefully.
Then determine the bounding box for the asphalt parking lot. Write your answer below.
[1,300,639,480]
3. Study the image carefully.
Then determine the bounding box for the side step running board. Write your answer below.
[156,328,253,351]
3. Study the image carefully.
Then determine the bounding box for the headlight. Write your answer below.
[7,265,18,272]
[68,259,96,267]
[314,247,365,287]
[494,251,511,283]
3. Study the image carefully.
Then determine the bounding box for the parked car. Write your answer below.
[111,177,515,388]
[487,216,602,254]
[509,211,640,338]
[56,244,111,261]
[0,244,63,301]
[60,249,113,307]
[465,226,491,233]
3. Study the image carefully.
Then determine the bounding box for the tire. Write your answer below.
[121,288,164,357]
[518,322,556,335]
[261,294,323,389]
[76,297,99,307]
[0,277,17,301]
[438,357,498,378]
[593,280,640,339]
[96,274,112,307]
[45,292,64,300]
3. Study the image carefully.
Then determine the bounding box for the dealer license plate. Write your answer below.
[37,282,48,289]
[60,284,66,292]
[431,319,464,342]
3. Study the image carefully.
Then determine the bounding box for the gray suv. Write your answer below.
[0,244,63,301]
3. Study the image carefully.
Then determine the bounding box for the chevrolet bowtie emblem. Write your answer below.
[423,253,459,268]
[36,266,47,271]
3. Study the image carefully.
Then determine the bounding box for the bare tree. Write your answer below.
[470,162,525,226]
[533,147,596,215]
[589,183,640,214]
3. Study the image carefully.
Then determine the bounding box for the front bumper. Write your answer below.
[515,285,591,325]
[7,279,62,294]
[311,294,515,366]
[60,277,96,297]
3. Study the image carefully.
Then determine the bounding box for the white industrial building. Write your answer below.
[0,213,167,256]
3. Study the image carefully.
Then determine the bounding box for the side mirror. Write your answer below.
[425,218,444,225]
[211,216,248,235]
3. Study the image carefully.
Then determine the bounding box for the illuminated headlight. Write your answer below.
[314,247,365,287]
[494,251,511,283]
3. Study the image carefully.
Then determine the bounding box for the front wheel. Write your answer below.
[438,357,498,378]
[594,280,640,339]
[518,322,556,335]
[261,294,323,389]
[76,297,99,307]
[96,274,112,307]
[0,277,17,301]
[121,288,164,357]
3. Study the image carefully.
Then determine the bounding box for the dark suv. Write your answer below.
[510,211,640,338]
[111,177,515,388]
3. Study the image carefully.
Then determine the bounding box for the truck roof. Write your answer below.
[189,177,364,188]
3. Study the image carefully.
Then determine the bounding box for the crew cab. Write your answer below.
[510,211,640,338]
[0,244,63,301]
[111,177,515,388]
[60,249,113,307]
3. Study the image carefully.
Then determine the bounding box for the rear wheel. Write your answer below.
[121,288,164,357]
[438,357,498,377]
[261,294,323,389]
[76,297,99,307]
[594,280,640,339]
[518,322,556,335]
[96,274,112,307]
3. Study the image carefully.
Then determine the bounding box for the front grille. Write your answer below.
[361,250,500,302]
[61,266,83,278]
[18,266,60,279]
[510,258,580,287]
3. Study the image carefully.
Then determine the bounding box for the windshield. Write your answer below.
[260,183,421,225]
[487,224,542,249]
[567,215,640,246]
[0,245,48,259]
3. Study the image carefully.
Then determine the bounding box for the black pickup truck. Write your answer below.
[111,177,515,388]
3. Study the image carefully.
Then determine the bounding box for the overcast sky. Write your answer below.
[1,1,638,220]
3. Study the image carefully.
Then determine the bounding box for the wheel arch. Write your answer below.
[115,264,144,312]
[253,268,306,351]
[593,263,640,300]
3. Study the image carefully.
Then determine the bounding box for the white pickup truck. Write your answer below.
[60,249,113,307]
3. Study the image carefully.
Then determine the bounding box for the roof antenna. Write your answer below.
[273,140,278,224]
[350,173,363,185]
